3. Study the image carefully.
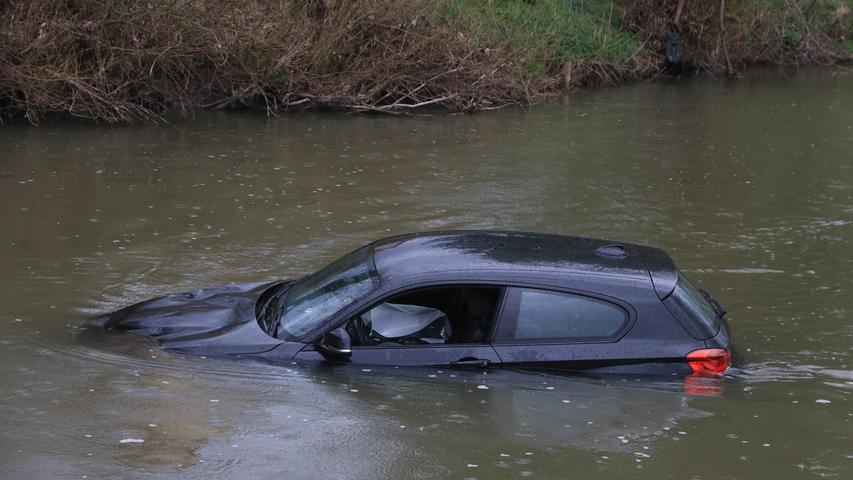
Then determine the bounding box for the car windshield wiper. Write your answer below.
[700,288,727,318]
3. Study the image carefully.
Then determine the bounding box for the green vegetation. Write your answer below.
[443,1,644,83]
[0,0,850,123]
[727,0,853,65]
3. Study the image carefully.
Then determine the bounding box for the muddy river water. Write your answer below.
[1,69,851,479]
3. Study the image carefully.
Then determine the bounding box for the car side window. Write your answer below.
[495,288,627,342]
[346,286,502,347]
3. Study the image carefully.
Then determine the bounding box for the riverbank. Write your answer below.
[1,0,851,123]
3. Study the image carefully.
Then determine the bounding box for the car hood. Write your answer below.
[96,280,291,355]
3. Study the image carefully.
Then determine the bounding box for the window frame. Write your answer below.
[492,287,634,345]
[342,283,508,350]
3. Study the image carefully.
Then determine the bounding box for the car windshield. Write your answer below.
[276,245,379,341]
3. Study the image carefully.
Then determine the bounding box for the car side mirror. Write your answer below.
[317,327,352,359]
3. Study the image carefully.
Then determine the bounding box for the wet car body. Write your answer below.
[100,231,731,375]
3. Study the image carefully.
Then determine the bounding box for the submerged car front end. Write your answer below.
[96,280,291,355]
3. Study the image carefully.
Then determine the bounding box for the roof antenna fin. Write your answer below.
[595,244,627,259]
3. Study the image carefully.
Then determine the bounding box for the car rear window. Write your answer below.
[495,288,628,342]
[663,273,721,340]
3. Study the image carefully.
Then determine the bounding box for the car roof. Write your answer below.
[371,231,674,288]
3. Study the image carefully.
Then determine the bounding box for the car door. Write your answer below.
[489,287,635,371]
[347,342,501,368]
[295,284,503,368]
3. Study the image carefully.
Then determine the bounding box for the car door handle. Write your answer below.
[450,358,491,369]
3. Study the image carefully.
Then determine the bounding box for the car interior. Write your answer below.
[346,286,502,347]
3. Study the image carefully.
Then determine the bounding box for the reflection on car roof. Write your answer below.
[371,230,666,282]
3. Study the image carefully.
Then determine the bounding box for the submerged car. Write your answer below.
[99,231,731,375]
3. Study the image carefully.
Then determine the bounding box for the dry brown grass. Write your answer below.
[621,0,849,74]
[0,0,533,123]
[1,1,850,123]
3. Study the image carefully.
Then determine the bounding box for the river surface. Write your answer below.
[1,69,851,479]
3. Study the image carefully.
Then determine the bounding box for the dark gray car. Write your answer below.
[98,230,731,375]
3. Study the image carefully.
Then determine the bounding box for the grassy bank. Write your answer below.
[1,0,850,123]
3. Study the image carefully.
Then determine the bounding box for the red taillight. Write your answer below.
[686,348,730,374]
